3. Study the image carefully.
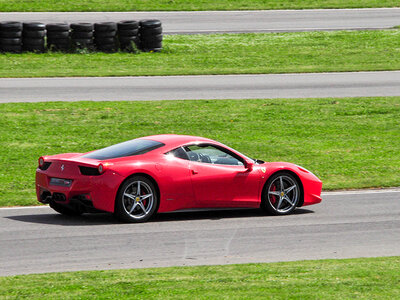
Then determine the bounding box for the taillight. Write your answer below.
[38,157,51,170]
[38,157,45,168]
[98,163,105,174]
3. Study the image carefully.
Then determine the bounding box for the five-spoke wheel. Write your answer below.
[115,176,158,223]
[263,172,300,215]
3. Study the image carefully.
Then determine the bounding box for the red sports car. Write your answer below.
[36,134,322,222]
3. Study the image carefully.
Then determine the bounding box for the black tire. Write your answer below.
[120,38,140,47]
[140,39,162,47]
[0,38,21,45]
[94,30,116,38]
[118,29,139,37]
[140,33,163,42]
[141,41,162,49]
[71,31,93,39]
[261,172,301,215]
[22,38,45,46]
[118,20,139,30]
[23,22,46,31]
[139,19,162,29]
[0,21,22,31]
[0,45,22,53]
[0,31,22,38]
[47,37,70,45]
[94,22,117,32]
[23,30,46,38]
[46,23,70,32]
[71,38,93,44]
[114,176,159,223]
[96,43,117,47]
[141,45,163,52]
[95,37,116,44]
[47,31,70,39]
[119,36,139,45]
[139,27,162,35]
[50,201,82,216]
[70,23,93,32]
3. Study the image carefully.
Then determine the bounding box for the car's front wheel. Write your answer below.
[114,176,158,223]
[262,172,300,215]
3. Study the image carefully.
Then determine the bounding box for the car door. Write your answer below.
[160,147,195,211]
[184,144,260,208]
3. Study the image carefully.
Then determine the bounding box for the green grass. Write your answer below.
[0,97,399,207]
[1,257,399,299]
[1,30,400,77]
[0,0,398,11]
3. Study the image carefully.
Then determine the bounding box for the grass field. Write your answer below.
[1,257,399,299]
[0,97,399,207]
[0,0,398,11]
[1,30,400,77]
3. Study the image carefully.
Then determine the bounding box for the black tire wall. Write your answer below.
[1,20,162,53]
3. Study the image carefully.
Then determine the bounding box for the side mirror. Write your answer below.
[244,160,254,171]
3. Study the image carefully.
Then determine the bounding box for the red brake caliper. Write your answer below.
[141,189,147,207]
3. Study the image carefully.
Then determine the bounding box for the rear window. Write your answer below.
[82,139,164,160]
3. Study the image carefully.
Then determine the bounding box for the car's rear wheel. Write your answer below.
[49,200,82,216]
[115,176,158,223]
[262,172,300,215]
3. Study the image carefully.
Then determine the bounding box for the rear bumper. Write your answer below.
[36,169,125,213]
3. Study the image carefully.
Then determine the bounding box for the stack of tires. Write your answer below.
[94,22,118,53]
[1,19,163,54]
[0,21,22,53]
[117,20,139,52]
[139,20,162,52]
[22,22,46,53]
[46,23,70,52]
[70,23,94,51]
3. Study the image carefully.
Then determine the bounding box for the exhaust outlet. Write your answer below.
[52,193,66,202]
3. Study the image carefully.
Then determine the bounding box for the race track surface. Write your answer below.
[1,71,400,102]
[0,8,400,34]
[0,189,399,276]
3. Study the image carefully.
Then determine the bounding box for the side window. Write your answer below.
[184,144,244,166]
[166,147,189,160]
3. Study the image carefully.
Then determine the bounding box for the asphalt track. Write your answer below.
[0,189,399,276]
[1,71,400,102]
[1,8,400,34]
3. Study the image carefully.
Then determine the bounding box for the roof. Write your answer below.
[142,134,215,147]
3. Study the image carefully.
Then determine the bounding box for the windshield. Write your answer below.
[82,139,164,160]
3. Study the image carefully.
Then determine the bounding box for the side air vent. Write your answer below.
[79,166,101,176]
[39,162,52,170]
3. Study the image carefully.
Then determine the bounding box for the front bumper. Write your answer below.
[302,178,323,206]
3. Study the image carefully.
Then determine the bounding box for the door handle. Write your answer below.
[191,169,198,175]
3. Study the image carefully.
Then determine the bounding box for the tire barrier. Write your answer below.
[139,19,163,52]
[94,22,117,52]
[0,21,22,53]
[118,20,139,52]
[0,19,162,53]
[70,22,94,51]
[22,22,45,53]
[46,23,70,52]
